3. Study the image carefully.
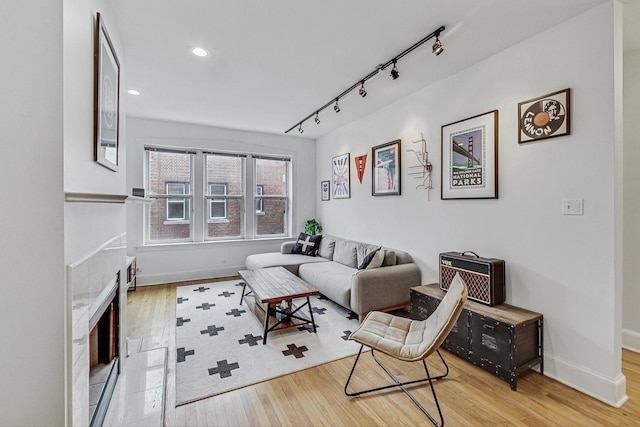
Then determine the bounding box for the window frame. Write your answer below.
[207,182,228,221]
[165,181,191,222]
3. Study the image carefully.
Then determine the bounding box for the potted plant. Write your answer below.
[305,218,323,235]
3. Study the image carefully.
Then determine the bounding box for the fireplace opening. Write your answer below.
[88,276,120,427]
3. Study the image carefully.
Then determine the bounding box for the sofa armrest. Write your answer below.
[281,241,296,254]
[350,263,422,315]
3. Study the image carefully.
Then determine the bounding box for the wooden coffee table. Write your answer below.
[238,266,320,344]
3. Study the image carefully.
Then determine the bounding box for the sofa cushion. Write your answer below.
[333,240,358,268]
[357,242,382,266]
[291,233,322,256]
[245,252,328,275]
[358,247,382,270]
[298,262,354,309]
[317,236,336,260]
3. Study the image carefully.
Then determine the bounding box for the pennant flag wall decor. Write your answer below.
[355,154,367,183]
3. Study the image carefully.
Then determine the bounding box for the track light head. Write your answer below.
[298,123,304,133]
[432,36,444,56]
[390,60,399,80]
[359,81,367,98]
[314,112,321,124]
[334,99,341,113]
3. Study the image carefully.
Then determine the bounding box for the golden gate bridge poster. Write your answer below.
[441,110,498,200]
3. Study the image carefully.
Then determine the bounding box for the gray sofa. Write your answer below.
[245,235,422,321]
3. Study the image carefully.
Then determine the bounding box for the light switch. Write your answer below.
[563,199,584,215]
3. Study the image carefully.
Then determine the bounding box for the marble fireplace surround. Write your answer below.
[67,233,127,426]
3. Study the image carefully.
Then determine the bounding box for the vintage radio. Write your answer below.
[439,251,505,306]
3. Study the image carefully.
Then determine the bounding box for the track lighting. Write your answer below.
[432,36,444,56]
[284,25,446,134]
[390,60,399,80]
[359,81,367,98]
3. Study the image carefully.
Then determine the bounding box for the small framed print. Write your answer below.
[321,180,330,201]
[441,110,498,200]
[332,153,350,199]
[372,139,401,196]
[518,88,570,144]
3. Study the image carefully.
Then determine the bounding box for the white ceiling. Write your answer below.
[112,0,629,140]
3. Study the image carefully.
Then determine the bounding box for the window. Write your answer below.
[254,157,289,237]
[208,183,228,220]
[144,146,290,244]
[145,149,194,242]
[256,184,264,213]
[166,182,190,220]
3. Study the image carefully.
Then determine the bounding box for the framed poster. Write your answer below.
[372,139,401,196]
[441,110,498,200]
[321,180,330,201]
[94,12,120,171]
[518,88,570,144]
[332,153,350,199]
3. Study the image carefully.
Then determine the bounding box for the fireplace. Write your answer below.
[88,276,120,427]
[68,233,127,427]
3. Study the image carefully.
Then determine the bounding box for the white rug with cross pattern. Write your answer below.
[175,279,362,405]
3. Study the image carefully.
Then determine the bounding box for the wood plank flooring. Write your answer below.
[127,280,640,426]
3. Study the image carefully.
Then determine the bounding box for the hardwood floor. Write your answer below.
[127,281,640,426]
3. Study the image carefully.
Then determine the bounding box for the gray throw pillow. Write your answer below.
[382,250,397,266]
[333,241,358,268]
[317,237,336,260]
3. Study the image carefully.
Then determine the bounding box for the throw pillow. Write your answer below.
[317,237,336,260]
[382,250,397,267]
[291,233,322,256]
[358,247,382,270]
[366,249,385,269]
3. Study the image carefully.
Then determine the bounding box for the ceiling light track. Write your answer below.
[285,25,445,134]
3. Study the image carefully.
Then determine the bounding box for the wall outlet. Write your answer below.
[563,199,584,215]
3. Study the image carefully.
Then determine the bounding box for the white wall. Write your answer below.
[623,48,640,352]
[0,2,65,425]
[125,117,315,285]
[317,3,625,406]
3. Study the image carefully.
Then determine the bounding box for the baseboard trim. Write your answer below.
[138,265,244,286]
[543,352,628,408]
[622,328,640,353]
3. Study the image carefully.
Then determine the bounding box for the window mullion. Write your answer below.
[193,151,204,243]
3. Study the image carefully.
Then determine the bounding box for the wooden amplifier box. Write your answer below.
[439,251,505,306]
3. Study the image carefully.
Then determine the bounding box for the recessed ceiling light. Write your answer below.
[190,47,209,57]
[127,89,140,96]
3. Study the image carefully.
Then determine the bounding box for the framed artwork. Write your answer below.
[441,110,498,200]
[332,153,350,199]
[321,180,330,201]
[94,12,120,171]
[372,140,401,196]
[518,88,570,144]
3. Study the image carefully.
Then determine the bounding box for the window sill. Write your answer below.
[163,220,190,225]
[207,219,230,224]
[137,236,293,253]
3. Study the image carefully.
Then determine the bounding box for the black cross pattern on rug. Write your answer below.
[201,325,225,336]
[177,347,195,363]
[193,286,210,293]
[317,294,330,301]
[342,330,352,341]
[177,297,189,304]
[226,308,246,317]
[238,333,262,347]
[297,323,319,333]
[312,306,327,315]
[177,317,191,327]
[282,343,309,359]
[235,282,246,287]
[208,359,239,378]
[346,311,358,321]
[196,302,216,310]
[218,291,235,298]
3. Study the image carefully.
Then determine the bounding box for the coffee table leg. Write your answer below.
[263,302,271,344]
[307,297,317,333]
[239,282,246,305]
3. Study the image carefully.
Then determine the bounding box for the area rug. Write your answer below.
[175,280,361,405]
